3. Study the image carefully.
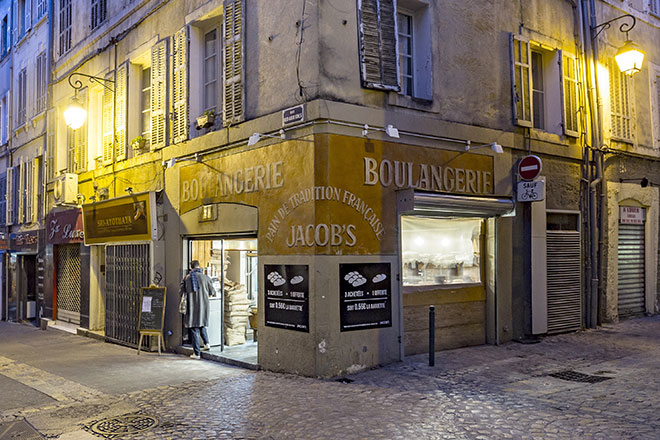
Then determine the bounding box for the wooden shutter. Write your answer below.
[357,0,400,91]
[46,108,55,181]
[151,39,167,149]
[655,73,660,147]
[223,0,245,126]
[102,72,115,163]
[560,53,579,137]
[18,161,24,223]
[25,0,31,32]
[75,88,88,172]
[609,59,632,141]
[25,158,33,223]
[6,166,13,225]
[32,157,40,221]
[510,34,533,127]
[115,63,127,160]
[172,26,188,143]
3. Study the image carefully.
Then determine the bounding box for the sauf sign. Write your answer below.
[517,155,544,202]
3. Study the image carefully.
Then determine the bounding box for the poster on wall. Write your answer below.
[264,264,309,332]
[340,262,392,332]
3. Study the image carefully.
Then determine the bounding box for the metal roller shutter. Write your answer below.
[618,223,645,316]
[56,244,81,325]
[546,231,582,333]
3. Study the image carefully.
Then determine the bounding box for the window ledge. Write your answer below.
[388,92,435,112]
[529,130,571,146]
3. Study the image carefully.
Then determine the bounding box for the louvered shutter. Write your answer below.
[18,161,25,223]
[102,72,115,163]
[75,88,88,172]
[32,157,40,221]
[6,167,12,225]
[609,59,632,141]
[546,230,582,333]
[12,2,17,42]
[223,0,245,126]
[510,34,533,127]
[560,53,579,137]
[150,39,167,149]
[115,63,127,160]
[618,222,646,316]
[357,0,400,91]
[172,26,188,143]
[46,108,55,181]
[25,158,33,223]
[655,74,660,146]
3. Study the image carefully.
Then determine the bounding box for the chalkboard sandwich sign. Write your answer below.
[138,286,166,355]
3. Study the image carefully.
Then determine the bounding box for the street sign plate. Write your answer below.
[518,155,542,181]
[517,180,544,202]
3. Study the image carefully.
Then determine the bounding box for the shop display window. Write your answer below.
[401,216,482,286]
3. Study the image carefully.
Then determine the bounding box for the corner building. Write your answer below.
[37,0,660,377]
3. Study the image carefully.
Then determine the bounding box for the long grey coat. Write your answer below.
[180,270,213,328]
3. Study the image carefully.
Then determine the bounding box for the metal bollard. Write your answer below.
[429,305,435,367]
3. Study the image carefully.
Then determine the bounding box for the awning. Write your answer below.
[397,189,515,218]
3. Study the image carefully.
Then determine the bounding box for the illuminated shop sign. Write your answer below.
[47,209,85,244]
[82,192,156,245]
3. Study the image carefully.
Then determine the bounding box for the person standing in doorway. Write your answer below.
[181,260,213,359]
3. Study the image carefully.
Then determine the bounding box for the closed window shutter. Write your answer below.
[655,74,660,146]
[510,33,533,127]
[18,161,24,224]
[25,159,33,223]
[357,0,400,91]
[115,63,128,160]
[6,167,13,225]
[75,88,88,172]
[172,26,188,144]
[25,0,31,32]
[102,73,115,163]
[223,0,245,126]
[47,109,55,181]
[151,39,167,149]
[609,59,632,141]
[32,157,40,222]
[561,53,579,137]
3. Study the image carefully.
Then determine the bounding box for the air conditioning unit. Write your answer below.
[54,173,78,205]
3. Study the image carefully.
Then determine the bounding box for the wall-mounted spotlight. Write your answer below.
[248,129,286,146]
[465,141,504,154]
[362,124,400,139]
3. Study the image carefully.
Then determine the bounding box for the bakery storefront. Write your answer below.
[175,134,512,376]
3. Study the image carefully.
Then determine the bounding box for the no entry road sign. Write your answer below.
[518,155,542,181]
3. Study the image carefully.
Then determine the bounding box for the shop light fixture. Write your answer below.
[592,14,644,76]
[64,72,115,129]
[464,141,504,154]
[248,130,286,146]
[362,124,400,139]
[163,153,201,169]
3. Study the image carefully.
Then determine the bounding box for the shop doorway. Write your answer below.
[184,237,258,366]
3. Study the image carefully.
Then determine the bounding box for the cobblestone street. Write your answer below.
[1,316,659,439]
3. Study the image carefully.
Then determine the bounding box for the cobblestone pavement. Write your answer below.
[1,317,659,439]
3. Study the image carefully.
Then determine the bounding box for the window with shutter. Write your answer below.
[510,34,533,127]
[115,63,127,160]
[102,73,114,163]
[656,74,660,146]
[17,68,27,126]
[91,0,107,30]
[609,59,632,142]
[223,0,245,126]
[6,167,13,225]
[172,27,188,144]
[651,0,660,16]
[25,159,33,223]
[75,109,88,172]
[561,54,579,137]
[0,175,6,226]
[150,39,167,149]
[36,0,47,19]
[59,0,72,55]
[46,108,55,180]
[357,0,400,91]
[1,15,8,56]
[24,0,31,33]
[36,52,47,114]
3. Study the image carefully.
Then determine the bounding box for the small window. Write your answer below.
[59,0,72,55]
[397,13,413,96]
[395,1,432,100]
[547,212,579,231]
[36,52,47,114]
[1,16,8,56]
[203,29,218,112]
[401,216,482,286]
[17,68,27,126]
[140,66,151,141]
[36,0,47,19]
[532,51,545,130]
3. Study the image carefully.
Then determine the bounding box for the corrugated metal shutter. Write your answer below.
[618,223,645,316]
[150,39,167,149]
[56,244,81,325]
[546,231,582,333]
[223,0,245,126]
[171,26,188,143]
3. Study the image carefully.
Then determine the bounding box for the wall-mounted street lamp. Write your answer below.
[465,141,504,154]
[592,14,644,76]
[64,73,115,129]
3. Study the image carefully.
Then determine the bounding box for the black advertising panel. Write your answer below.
[264,264,309,332]
[139,287,166,332]
[340,262,392,332]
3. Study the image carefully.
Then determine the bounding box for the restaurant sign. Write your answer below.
[10,230,40,253]
[82,192,157,245]
[47,209,85,245]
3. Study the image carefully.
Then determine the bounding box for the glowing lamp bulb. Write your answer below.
[64,97,87,129]
[615,40,644,76]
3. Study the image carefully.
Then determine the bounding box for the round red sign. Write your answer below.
[518,155,542,181]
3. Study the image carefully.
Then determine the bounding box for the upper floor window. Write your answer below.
[36,52,47,114]
[1,15,8,56]
[653,66,660,149]
[397,13,413,96]
[17,0,29,38]
[650,0,660,16]
[17,68,27,126]
[0,97,5,143]
[510,34,579,137]
[140,66,151,141]
[203,29,218,112]
[36,0,48,19]
[609,58,633,142]
[91,0,106,30]
[59,0,72,55]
